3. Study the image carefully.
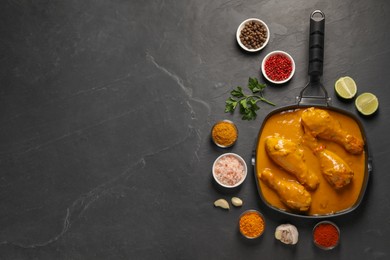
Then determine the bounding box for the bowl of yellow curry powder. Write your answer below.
[239,210,266,239]
[211,120,238,148]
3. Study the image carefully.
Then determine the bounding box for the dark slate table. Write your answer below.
[1,1,389,259]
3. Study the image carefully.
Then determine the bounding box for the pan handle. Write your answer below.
[297,10,330,106]
[309,10,325,77]
[297,82,330,106]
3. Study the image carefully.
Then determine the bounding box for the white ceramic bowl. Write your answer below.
[236,18,270,52]
[261,50,295,84]
[212,153,247,188]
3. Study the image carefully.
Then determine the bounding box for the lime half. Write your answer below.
[355,92,379,115]
[335,76,357,99]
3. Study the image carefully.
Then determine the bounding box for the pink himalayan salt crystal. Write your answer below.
[214,155,245,186]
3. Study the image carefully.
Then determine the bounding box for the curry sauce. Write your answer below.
[256,108,366,216]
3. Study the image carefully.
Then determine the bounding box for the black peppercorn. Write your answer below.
[239,20,268,50]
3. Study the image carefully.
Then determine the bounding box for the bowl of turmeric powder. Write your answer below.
[211,120,238,148]
[239,210,266,239]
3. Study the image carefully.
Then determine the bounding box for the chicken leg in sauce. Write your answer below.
[258,168,312,212]
[303,132,354,189]
[301,107,364,155]
[265,134,320,190]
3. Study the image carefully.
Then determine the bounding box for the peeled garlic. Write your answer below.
[214,199,230,210]
[231,197,243,207]
[275,224,299,245]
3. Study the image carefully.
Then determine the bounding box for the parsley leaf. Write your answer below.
[225,97,238,112]
[225,77,275,120]
[230,86,244,98]
[248,77,266,93]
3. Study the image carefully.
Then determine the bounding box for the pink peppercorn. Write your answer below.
[264,54,293,82]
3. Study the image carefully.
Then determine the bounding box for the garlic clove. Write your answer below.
[214,199,230,210]
[275,224,299,245]
[231,197,243,207]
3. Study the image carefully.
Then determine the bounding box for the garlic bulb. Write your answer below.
[275,224,299,245]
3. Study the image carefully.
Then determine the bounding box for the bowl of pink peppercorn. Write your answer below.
[261,50,295,84]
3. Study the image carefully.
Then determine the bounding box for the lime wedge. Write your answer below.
[355,92,379,115]
[335,76,357,99]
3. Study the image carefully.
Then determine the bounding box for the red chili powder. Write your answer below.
[264,54,293,81]
[313,223,340,248]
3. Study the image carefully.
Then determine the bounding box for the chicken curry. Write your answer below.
[256,107,366,216]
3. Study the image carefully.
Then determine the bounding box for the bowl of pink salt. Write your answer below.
[212,153,247,188]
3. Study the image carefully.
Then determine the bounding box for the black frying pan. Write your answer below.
[252,10,372,218]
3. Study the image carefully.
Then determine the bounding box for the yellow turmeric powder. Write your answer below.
[239,211,265,238]
[212,120,238,147]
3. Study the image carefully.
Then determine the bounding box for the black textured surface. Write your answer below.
[0,1,389,259]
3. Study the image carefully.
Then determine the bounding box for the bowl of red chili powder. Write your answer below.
[261,50,295,84]
[313,221,340,250]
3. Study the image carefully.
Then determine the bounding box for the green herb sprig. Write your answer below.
[225,77,275,120]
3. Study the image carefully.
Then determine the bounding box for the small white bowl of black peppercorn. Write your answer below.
[236,18,270,52]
